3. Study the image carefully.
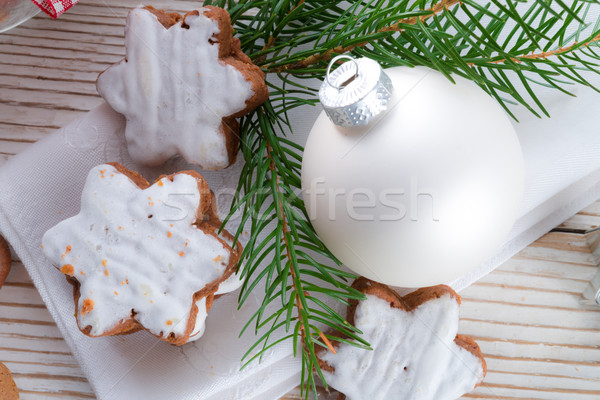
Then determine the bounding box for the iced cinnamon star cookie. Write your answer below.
[97,5,268,169]
[317,278,486,400]
[42,163,242,345]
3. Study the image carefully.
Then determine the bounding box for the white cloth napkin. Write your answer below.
[0,73,599,399]
[0,103,304,400]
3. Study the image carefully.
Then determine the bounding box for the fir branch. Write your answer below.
[240,0,600,117]
[204,1,600,398]
[266,0,462,72]
[255,0,306,63]
[229,97,370,399]
[491,32,600,63]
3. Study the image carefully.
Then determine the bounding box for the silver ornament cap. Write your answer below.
[319,55,393,127]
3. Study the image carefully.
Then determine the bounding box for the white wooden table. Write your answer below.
[1,1,600,399]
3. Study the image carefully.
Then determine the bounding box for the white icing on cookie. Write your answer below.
[214,271,243,295]
[42,164,238,342]
[319,293,484,400]
[188,297,208,341]
[97,6,254,169]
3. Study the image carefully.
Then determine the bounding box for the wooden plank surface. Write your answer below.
[555,200,600,233]
[1,1,600,399]
[3,220,600,400]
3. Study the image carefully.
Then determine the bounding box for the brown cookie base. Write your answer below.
[0,235,11,289]
[0,362,19,400]
[62,163,243,345]
[143,5,182,28]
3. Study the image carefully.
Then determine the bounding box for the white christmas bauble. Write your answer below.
[301,65,524,287]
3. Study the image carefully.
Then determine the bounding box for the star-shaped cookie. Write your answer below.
[42,163,242,345]
[97,6,268,169]
[317,278,486,400]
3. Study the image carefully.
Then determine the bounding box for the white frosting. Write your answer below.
[188,297,208,341]
[320,293,484,400]
[42,164,238,342]
[214,271,243,295]
[97,6,255,169]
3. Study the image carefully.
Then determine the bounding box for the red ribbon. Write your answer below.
[30,0,79,19]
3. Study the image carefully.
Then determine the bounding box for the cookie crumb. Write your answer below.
[60,264,75,277]
[81,299,95,316]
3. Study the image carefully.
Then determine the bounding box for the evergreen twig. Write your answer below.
[204,1,600,398]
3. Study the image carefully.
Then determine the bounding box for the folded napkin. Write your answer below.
[0,103,304,400]
[0,73,599,399]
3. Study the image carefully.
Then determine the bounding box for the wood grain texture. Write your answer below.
[1,1,599,399]
[556,201,600,233]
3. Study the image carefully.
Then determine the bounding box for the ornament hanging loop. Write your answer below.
[319,55,394,127]
[326,55,359,91]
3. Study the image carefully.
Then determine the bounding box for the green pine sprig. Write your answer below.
[204,0,600,398]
